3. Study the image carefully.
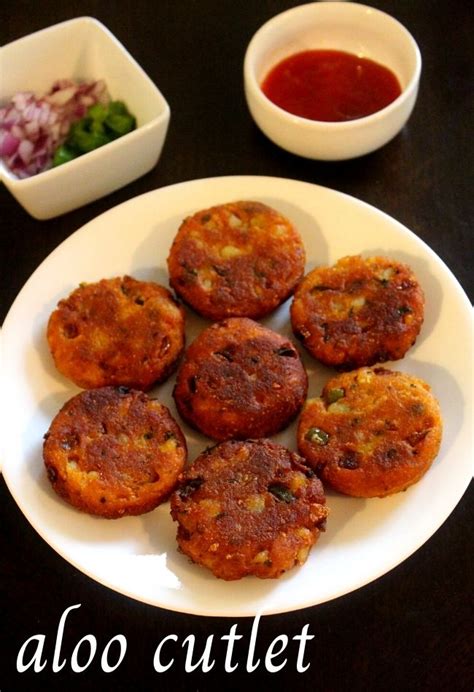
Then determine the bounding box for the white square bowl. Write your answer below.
[0,17,171,219]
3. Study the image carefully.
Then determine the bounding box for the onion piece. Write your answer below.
[0,79,110,178]
[0,131,20,157]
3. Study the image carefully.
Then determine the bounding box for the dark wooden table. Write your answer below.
[1,2,472,690]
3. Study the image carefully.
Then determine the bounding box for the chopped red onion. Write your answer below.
[0,79,110,178]
[0,131,20,157]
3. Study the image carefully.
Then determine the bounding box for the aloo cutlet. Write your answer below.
[297,367,442,498]
[167,200,305,320]
[47,275,185,390]
[43,386,187,518]
[170,439,328,580]
[173,317,308,440]
[290,255,425,368]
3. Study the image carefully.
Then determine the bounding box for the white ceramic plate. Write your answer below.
[2,176,472,617]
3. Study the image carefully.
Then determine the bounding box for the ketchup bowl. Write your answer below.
[244,2,421,161]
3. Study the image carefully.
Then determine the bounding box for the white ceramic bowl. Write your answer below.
[0,17,170,219]
[244,2,421,161]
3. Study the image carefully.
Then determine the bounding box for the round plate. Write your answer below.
[2,176,472,617]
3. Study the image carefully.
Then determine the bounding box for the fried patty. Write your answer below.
[47,276,185,390]
[290,255,425,368]
[43,386,187,518]
[297,367,442,498]
[170,439,328,580]
[173,317,308,440]
[167,200,305,320]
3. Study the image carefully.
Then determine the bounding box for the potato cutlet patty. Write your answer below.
[43,386,187,518]
[173,317,308,440]
[47,276,185,390]
[167,200,305,320]
[297,367,442,498]
[170,439,328,580]
[290,255,425,368]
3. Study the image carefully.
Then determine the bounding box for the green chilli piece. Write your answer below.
[305,427,330,445]
[327,387,345,404]
[52,144,78,166]
[268,484,295,503]
[53,99,137,166]
[68,121,110,152]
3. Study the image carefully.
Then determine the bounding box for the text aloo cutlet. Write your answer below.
[167,200,305,320]
[170,439,328,580]
[43,386,187,518]
[47,275,185,390]
[291,255,424,368]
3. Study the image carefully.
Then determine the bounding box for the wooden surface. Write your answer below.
[1,2,472,690]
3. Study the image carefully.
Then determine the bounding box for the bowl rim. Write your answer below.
[0,16,171,187]
[243,1,422,131]
[1,16,102,50]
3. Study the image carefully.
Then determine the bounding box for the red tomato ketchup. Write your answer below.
[261,49,402,122]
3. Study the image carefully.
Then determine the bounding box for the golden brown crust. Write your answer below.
[170,439,328,580]
[47,276,185,390]
[297,367,442,498]
[167,201,305,320]
[43,386,187,518]
[173,317,308,440]
[290,255,425,368]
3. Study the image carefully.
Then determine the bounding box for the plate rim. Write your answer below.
[2,175,473,617]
